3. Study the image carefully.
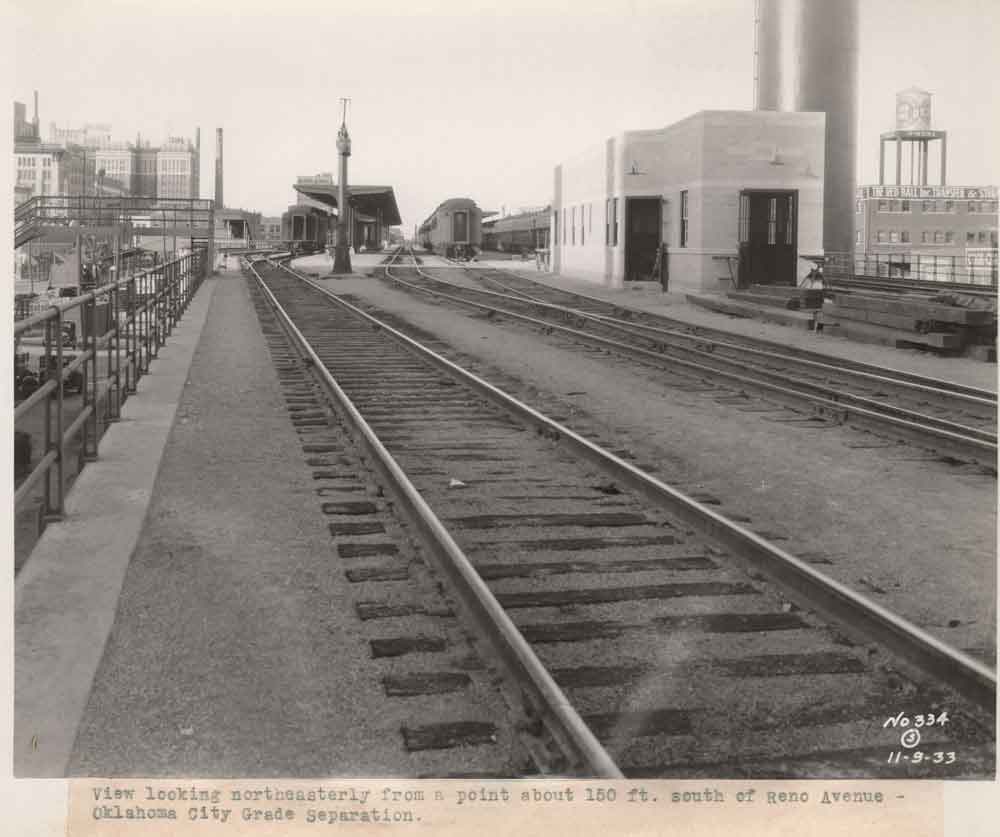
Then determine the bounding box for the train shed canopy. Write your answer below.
[292,183,402,226]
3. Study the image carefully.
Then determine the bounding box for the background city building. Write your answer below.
[855,89,998,282]
[13,91,202,204]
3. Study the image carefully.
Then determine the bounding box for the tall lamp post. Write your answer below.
[332,98,352,274]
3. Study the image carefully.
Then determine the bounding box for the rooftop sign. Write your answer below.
[860,185,997,200]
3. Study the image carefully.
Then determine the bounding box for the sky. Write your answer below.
[9,0,1000,231]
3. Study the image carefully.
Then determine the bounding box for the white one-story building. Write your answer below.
[551,109,826,293]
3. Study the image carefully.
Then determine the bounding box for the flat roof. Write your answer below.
[292,183,402,226]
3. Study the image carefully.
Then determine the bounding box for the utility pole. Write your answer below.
[332,98,352,274]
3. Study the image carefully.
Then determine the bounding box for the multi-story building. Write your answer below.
[48,121,112,149]
[14,143,63,198]
[133,142,159,199]
[156,136,199,199]
[258,216,283,243]
[14,98,39,141]
[297,172,334,186]
[95,142,134,196]
[855,90,998,283]
[15,93,203,204]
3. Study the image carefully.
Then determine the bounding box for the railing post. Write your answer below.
[110,240,122,420]
[142,273,151,372]
[85,293,99,463]
[41,318,54,525]
[78,294,91,464]
[156,266,165,351]
[126,274,136,393]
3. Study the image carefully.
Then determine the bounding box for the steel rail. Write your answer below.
[283,255,996,712]
[445,258,997,403]
[401,266,997,441]
[471,274,997,411]
[379,259,997,461]
[831,276,998,298]
[249,258,623,779]
[433,256,997,406]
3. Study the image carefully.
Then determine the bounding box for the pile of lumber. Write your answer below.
[727,284,824,310]
[822,290,996,353]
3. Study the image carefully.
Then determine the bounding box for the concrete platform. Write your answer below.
[15,273,220,776]
[16,260,471,778]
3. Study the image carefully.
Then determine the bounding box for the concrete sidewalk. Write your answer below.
[15,275,220,776]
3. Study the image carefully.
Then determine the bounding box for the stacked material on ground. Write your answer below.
[726,284,824,310]
[822,289,997,356]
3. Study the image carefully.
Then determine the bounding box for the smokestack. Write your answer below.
[755,0,859,259]
[215,127,224,208]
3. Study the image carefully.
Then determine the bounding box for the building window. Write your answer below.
[876,230,885,243]
[878,200,889,211]
[921,231,929,243]
[580,205,585,246]
[934,231,944,243]
[945,231,954,243]
[612,197,619,246]
[967,231,977,243]
[901,200,910,212]
[766,197,779,244]
[922,200,933,212]
[900,230,910,243]
[969,202,979,213]
[855,230,863,244]
[889,231,899,243]
[739,194,750,242]
[944,200,954,212]
[979,231,989,243]
[679,190,688,247]
[571,207,576,245]
[554,210,559,246]
[992,231,998,246]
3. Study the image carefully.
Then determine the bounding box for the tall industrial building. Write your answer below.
[754,0,860,261]
[855,89,998,283]
[215,128,224,207]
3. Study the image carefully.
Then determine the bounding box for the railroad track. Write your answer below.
[381,250,997,470]
[246,255,994,778]
[830,275,998,302]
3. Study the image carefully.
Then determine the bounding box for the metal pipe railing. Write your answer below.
[825,250,998,287]
[13,245,208,536]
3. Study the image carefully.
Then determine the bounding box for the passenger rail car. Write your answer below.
[481,207,551,254]
[280,206,330,255]
[418,198,483,259]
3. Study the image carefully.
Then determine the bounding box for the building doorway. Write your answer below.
[737,190,797,286]
[624,197,662,282]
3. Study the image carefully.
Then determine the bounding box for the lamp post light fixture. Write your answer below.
[332,98,353,274]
